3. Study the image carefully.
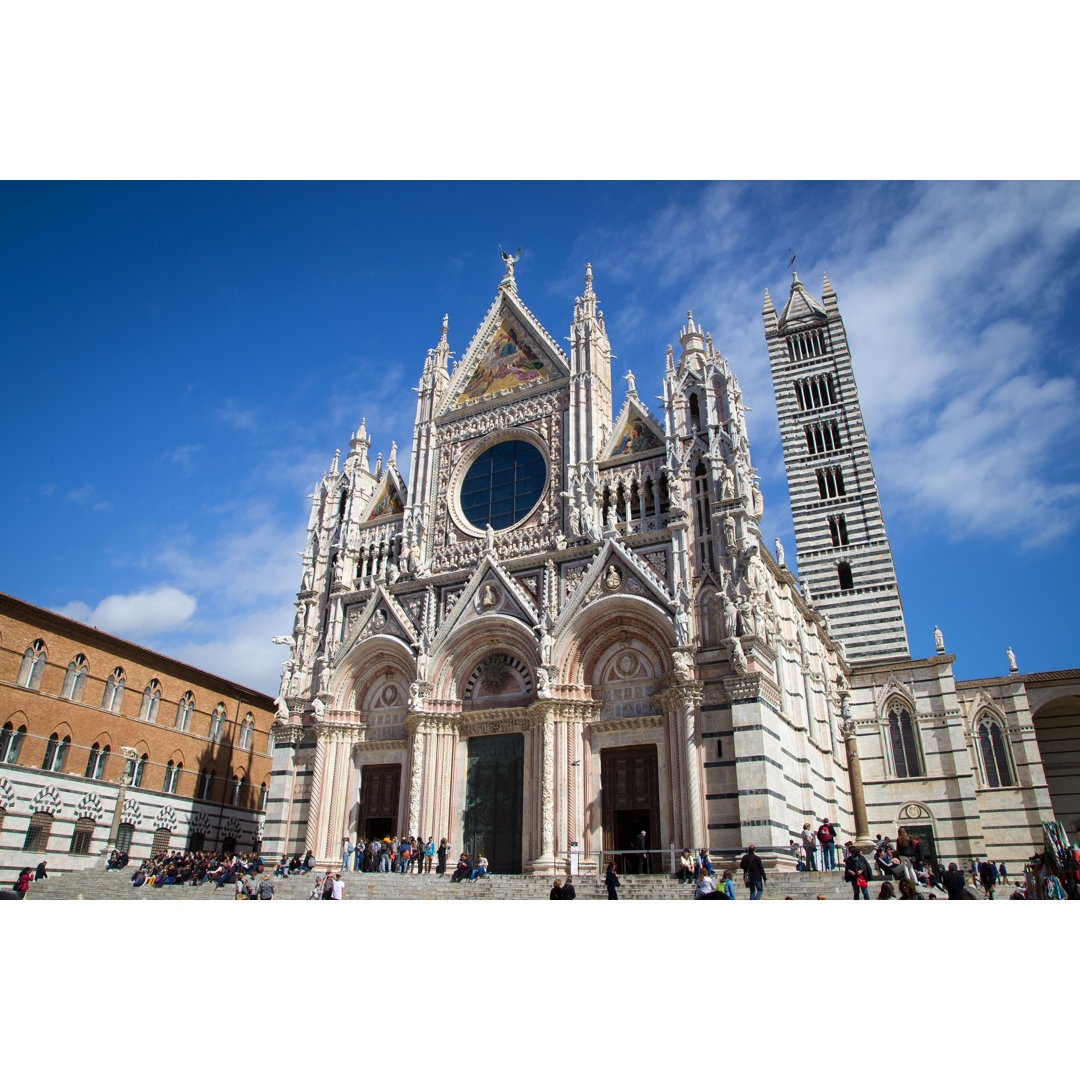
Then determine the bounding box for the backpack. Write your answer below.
[817,824,832,843]
[258,880,274,900]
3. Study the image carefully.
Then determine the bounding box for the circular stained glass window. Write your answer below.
[460,439,546,531]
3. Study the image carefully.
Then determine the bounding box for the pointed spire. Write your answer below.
[680,311,705,362]
[577,262,598,321]
[665,343,675,375]
[584,262,595,298]
[428,313,451,378]
[763,288,775,314]
[330,448,340,474]
[440,313,448,343]
[821,271,838,311]
[374,451,383,479]
[348,418,370,471]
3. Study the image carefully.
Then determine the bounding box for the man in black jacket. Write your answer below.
[943,862,967,900]
[739,845,766,899]
[843,843,872,899]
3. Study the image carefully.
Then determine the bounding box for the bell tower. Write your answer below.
[764,272,909,663]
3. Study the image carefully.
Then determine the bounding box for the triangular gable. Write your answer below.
[777,273,827,330]
[875,672,917,716]
[440,289,569,413]
[339,586,418,657]
[431,553,540,652]
[554,537,673,638]
[601,397,665,460]
[360,467,406,522]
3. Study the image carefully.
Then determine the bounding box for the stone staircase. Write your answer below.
[21,867,865,901]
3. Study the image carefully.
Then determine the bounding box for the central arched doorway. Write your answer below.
[462,733,524,874]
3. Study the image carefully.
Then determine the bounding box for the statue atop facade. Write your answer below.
[933,625,944,653]
[1007,646,1018,673]
[774,537,785,566]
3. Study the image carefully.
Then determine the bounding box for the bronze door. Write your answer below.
[357,763,401,840]
[601,744,661,874]
[463,733,524,874]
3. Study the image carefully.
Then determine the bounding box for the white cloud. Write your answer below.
[57,586,197,637]
[67,483,111,511]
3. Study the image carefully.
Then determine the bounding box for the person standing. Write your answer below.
[424,837,435,874]
[739,845,766,900]
[943,862,967,900]
[549,878,563,899]
[330,873,345,899]
[15,867,32,898]
[633,830,648,875]
[817,819,837,871]
[801,823,818,871]
[561,875,576,900]
[605,860,620,899]
[979,858,998,900]
[436,838,448,876]
[354,841,364,872]
[35,860,48,881]
[843,843,871,900]
[340,837,353,873]
[998,861,1008,885]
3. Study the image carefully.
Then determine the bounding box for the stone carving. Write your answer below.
[719,461,735,501]
[373,608,387,630]
[933,625,944,653]
[774,537,785,566]
[312,696,326,720]
[222,817,241,840]
[1007,646,1018,673]
[721,515,736,555]
[720,590,738,640]
[0,777,15,810]
[120,798,142,826]
[536,667,552,698]
[604,565,622,591]
[74,792,105,822]
[154,804,178,831]
[673,650,693,682]
[190,811,211,834]
[674,594,691,646]
[729,638,747,673]
[480,583,498,609]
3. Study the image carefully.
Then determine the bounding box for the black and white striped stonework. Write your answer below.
[764,274,910,664]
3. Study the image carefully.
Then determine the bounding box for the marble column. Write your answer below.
[531,707,557,873]
[675,684,704,851]
[841,708,873,850]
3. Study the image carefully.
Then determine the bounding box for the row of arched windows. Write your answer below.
[884,703,1015,788]
[15,641,267,749]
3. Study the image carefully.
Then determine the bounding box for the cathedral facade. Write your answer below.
[264,259,1078,875]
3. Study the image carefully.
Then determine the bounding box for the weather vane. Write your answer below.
[786,248,797,270]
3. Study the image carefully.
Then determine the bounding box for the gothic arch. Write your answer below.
[332,637,416,711]
[562,599,676,686]
[435,619,541,702]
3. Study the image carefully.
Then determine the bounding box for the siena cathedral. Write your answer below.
[263,257,1078,874]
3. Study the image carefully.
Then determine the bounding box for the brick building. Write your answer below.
[0,592,275,875]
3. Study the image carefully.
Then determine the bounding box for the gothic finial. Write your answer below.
[374,451,382,478]
[792,270,801,285]
[665,343,675,374]
[440,314,448,342]
[584,262,595,297]
[330,448,340,474]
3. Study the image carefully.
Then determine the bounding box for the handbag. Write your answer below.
[742,873,750,888]
[856,874,867,888]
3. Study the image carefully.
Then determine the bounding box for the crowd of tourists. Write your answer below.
[337,835,454,875]
[124,849,266,889]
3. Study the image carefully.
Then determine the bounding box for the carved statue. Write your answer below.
[407,541,421,574]
[604,502,617,530]
[801,578,813,605]
[408,681,427,712]
[481,584,498,609]
[539,626,554,666]
[536,667,552,698]
[311,696,325,720]
[721,516,736,555]
[729,638,747,673]
[672,650,693,682]
[674,599,690,646]
[719,461,735,501]
[738,597,755,639]
[274,696,290,722]
[604,565,622,590]
[721,591,738,640]
[667,474,685,512]
[774,537,785,566]
[485,524,495,552]
[301,565,313,591]
[332,549,343,583]
[1007,646,1017,672]
[933,625,944,653]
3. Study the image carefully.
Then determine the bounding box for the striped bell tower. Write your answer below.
[764,272,909,663]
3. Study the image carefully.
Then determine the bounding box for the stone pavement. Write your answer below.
[16,866,1002,900]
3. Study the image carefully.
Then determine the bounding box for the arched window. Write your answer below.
[978,717,1014,788]
[140,680,161,722]
[837,561,854,591]
[169,762,182,795]
[208,703,227,742]
[101,667,125,712]
[94,744,110,780]
[175,691,195,732]
[61,655,89,702]
[1,721,27,764]
[85,742,102,778]
[42,732,71,772]
[688,392,701,431]
[197,769,215,801]
[229,773,242,805]
[69,816,96,855]
[162,759,175,793]
[131,753,147,788]
[116,822,135,853]
[23,811,54,851]
[888,706,923,778]
[266,728,276,755]
[259,782,268,811]
[238,713,254,751]
[17,640,47,690]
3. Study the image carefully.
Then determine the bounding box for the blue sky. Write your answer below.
[2,181,1078,694]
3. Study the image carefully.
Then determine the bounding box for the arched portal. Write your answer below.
[1031,693,1080,832]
